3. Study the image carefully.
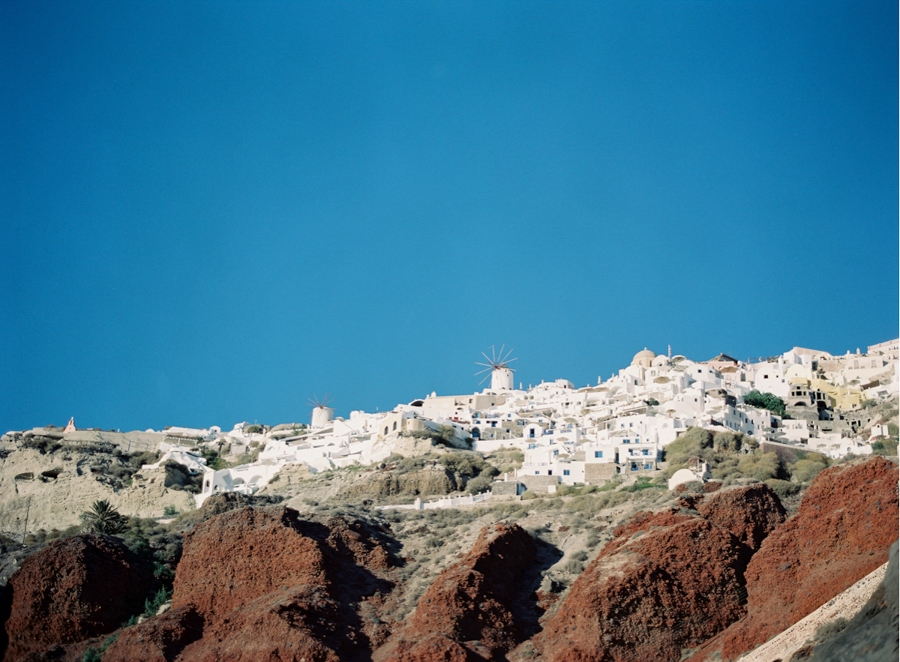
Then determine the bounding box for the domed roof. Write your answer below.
[632,348,657,365]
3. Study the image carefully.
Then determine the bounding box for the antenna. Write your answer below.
[475,345,517,385]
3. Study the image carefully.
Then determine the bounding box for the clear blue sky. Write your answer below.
[1,1,896,432]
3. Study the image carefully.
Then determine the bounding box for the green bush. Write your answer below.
[438,452,497,478]
[621,477,663,493]
[664,427,714,467]
[81,633,119,662]
[466,474,494,494]
[162,505,178,517]
[713,431,757,453]
[871,438,899,456]
[744,390,786,417]
[737,451,782,481]
[788,454,830,483]
[764,479,802,499]
[144,586,173,617]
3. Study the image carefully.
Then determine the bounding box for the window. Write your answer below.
[553,450,559,456]
[644,463,653,470]
[643,449,649,456]
[631,464,638,471]
[563,470,570,476]
[535,471,540,475]
[594,451,603,458]
[392,421,397,431]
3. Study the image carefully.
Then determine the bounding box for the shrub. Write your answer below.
[81,634,118,662]
[737,451,782,481]
[143,586,172,617]
[764,479,802,499]
[664,427,714,467]
[438,452,497,478]
[744,390,786,417]
[789,454,830,483]
[621,478,663,493]
[466,475,494,494]
[871,438,899,456]
[713,431,757,453]
[521,490,537,500]
[812,617,848,642]
[162,505,178,517]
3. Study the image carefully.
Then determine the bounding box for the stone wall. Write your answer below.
[584,463,618,485]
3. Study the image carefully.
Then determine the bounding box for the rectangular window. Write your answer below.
[644,463,653,470]
[643,449,649,455]
[553,450,559,456]
[563,470,570,476]
[535,471,540,475]
[594,451,603,458]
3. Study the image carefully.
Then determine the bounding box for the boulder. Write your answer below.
[695,482,786,550]
[378,523,537,661]
[103,505,395,661]
[3,534,154,662]
[534,509,753,662]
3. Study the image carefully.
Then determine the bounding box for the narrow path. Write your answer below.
[736,562,889,662]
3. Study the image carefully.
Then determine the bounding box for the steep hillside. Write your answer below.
[2,456,895,662]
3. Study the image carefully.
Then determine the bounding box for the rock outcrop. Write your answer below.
[4,457,895,662]
[377,522,538,662]
[807,540,899,662]
[695,483,786,550]
[102,505,396,662]
[340,467,466,501]
[0,447,194,534]
[3,534,154,662]
[533,508,756,662]
[694,456,899,662]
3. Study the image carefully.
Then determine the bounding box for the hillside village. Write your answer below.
[8,340,895,513]
[1,341,898,662]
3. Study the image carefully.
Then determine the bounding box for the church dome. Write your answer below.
[631,348,657,367]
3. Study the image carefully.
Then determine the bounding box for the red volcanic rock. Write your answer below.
[325,514,394,572]
[712,456,899,661]
[535,509,753,662]
[101,606,204,662]
[696,483,786,551]
[3,534,153,662]
[161,505,395,661]
[379,523,537,661]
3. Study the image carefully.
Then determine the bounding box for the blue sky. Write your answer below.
[1,1,896,432]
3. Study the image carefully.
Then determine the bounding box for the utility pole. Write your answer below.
[22,496,31,544]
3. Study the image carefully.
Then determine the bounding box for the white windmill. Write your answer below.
[308,394,335,428]
[475,345,517,392]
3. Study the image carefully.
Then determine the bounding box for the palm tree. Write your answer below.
[80,499,125,534]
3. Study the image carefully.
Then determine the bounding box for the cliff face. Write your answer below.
[713,456,899,662]
[104,505,397,662]
[2,457,896,662]
[379,523,539,661]
[3,534,154,662]
[0,444,194,534]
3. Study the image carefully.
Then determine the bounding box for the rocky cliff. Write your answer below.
[2,457,896,662]
[527,483,788,662]
[700,455,899,662]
